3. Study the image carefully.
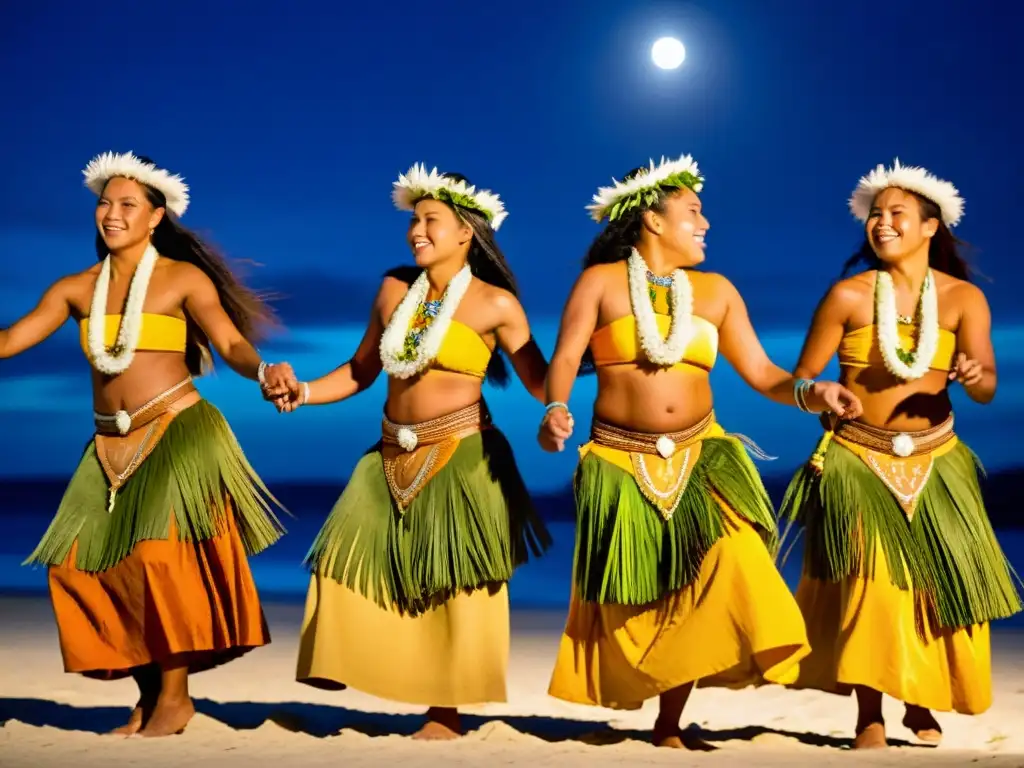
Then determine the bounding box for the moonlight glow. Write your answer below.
[651,37,685,70]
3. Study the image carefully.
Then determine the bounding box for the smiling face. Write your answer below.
[406,198,474,267]
[865,186,938,265]
[645,186,709,267]
[95,176,164,252]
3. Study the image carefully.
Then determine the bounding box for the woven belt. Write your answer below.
[830,415,955,458]
[93,377,196,436]
[382,401,491,452]
[591,410,715,458]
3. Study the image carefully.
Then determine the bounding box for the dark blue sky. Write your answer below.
[2,0,1021,490]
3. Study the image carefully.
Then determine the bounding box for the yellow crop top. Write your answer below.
[838,324,956,372]
[429,320,492,378]
[79,313,188,356]
[589,285,719,371]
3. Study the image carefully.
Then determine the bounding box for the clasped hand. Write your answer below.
[538,407,574,452]
[260,363,303,413]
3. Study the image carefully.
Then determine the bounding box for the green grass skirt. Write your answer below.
[574,436,778,606]
[25,400,286,572]
[779,438,1022,629]
[305,429,552,617]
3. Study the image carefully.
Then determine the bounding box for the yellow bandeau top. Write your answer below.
[79,313,188,355]
[589,286,718,371]
[429,319,492,378]
[838,324,956,372]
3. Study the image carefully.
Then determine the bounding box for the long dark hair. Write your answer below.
[578,166,673,372]
[390,172,519,387]
[582,166,669,270]
[94,156,276,376]
[841,190,973,281]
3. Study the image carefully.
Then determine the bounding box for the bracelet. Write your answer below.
[299,382,310,406]
[257,361,269,387]
[794,378,814,413]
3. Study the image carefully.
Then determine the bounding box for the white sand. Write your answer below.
[2,595,1023,767]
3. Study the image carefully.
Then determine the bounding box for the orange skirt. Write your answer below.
[48,509,270,679]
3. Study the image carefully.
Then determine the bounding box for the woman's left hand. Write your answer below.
[949,352,984,388]
[806,380,864,420]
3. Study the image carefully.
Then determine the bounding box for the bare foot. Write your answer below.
[652,719,689,750]
[137,697,194,738]
[853,721,887,749]
[903,705,942,744]
[108,704,145,736]
[412,708,461,741]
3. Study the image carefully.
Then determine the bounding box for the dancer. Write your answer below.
[1,152,289,737]
[275,165,555,739]
[779,160,1021,748]
[539,155,863,749]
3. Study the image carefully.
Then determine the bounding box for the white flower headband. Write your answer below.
[83,151,191,217]
[587,153,704,223]
[392,163,508,230]
[848,158,964,228]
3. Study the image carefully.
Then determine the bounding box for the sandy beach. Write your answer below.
[1,594,1022,767]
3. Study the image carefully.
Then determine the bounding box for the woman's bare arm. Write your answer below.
[181,265,266,380]
[792,280,858,380]
[0,276,77,359]
[299,278,395,406]
[716,274,861,416]
[952,282,996,404]
[716,274,800,402]
[492,291,548,403]
[544,267,604,408]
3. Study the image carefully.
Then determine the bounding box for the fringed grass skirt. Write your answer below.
[297,424,551,705]
[548,418,809,710]
[779,417,1021,714]
[25,400,285,678]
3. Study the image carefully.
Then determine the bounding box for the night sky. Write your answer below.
[2,0,1021,491]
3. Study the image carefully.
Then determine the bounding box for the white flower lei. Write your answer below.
[379,265,473,379]
[87,244,160,376]
[627,248,695,365]
[874,269,940,381]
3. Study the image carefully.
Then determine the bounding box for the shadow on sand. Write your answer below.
[0,696,923,751]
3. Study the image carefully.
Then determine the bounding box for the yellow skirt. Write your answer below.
[296,573,510,706]
[794,540,992,714]
[781,424,1011,715]
[549,427,810,710]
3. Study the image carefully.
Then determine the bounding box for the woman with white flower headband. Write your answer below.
[0,152,290,737]
[537,155,863,749]
[268,165,555,740]
[778,160,1021,749]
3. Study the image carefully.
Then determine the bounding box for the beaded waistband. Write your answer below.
[382,401,491,452]
[591,411,716,459]
[94,377,195,436]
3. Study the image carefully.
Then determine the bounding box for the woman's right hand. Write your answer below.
[806,380,863,420]
[538,406,574,452]
[264,378,306,413]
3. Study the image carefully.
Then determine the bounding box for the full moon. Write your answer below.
[651,37,685,70]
